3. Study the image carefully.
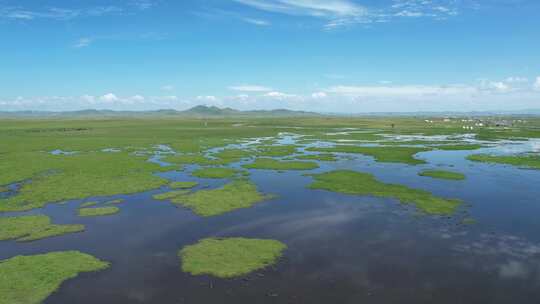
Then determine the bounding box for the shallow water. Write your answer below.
[2,139,540,303]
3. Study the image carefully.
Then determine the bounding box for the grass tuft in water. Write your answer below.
[0,251,109,304]
[308,170,461,215]
[419,170,465,180]
[78,206,120,217]
[179,237,286,278]
[243,158,319,171]
[0,215,84,242]
[191,167,238,179]
[153,190,191,200]
[295,153,337,161]
[467,153,540,170]
[170,179,273,216]
[80,201,98,208]
[307,146,429,165]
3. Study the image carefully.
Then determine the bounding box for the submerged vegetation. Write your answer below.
[0,251,109,304]
[180,238,286,278]
[191,167,238,179]
[0,215,84,242]
[255,145,298,157]
[307,146,430,165]
[419,170,466,180]
[295,153,337,161]
[78,206,120,217]
[244,158,319,171]
[170,181,198,189]
[169,180,272,216]
[309,170,461,215]
[467,153,540,170]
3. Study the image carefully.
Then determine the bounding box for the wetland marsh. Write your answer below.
[1,116,540,303]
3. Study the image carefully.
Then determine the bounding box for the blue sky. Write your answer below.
[1,0,539,112]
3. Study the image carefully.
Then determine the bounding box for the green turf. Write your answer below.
[211,149,254,164]
[169,181,199,189]
[0,251,109,304]
[78,206,120,217]
[467,153,540,169]
[308,170,461,215]
[0,215,84,242]
[179,237,286,278]
[306,146,429,165]
[191,167,238,179]
[243,158,319,170]
[419,170,466,180]
[170,179,273,216]
[295,153,337,161]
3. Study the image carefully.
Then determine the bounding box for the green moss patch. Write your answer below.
[0,251,109,304]
[296,153,337,161]
[307,146,429,165]
[243,158,319,171]
[78,206,119,217]
[170,180,273,217]
[170,181,198,189]
[308,170,461,215]
[0,215,84,242]
[180,238,286,278]
[192,167,238,179]
[467,154,540,170]
[419,170,466,180]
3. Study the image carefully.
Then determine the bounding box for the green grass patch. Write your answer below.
[295,153,337,161]
[0,251,109,304]
[170,179,273,216]
[0,215,84,242]
[180,237,286,278]
[212,149,253,164]
[153,190,191,200]
[255,145,298,157]
[78,206,120,217]
[419,170,466,180]
[308,170,461,215]
[191,167,238,179]
[169,181,198,189]
[163,154,226,166]
[0,152,169,212]
[80,201,98,208]
[105,199,125,205]
[0,186,7,193]
[467,154,540,169]
[243,158,319,170]
[307,146,429,165]
[435,144,484,151]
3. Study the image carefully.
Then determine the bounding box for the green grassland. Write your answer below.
[467,154,540,169]
[307,146,430,165]
[308,170,461,215]
[191,167,239,179]
[170,180,273,217]
[295,153,338,161]
[243,158,319,170]
[0,215,84,242]
[419,170,466,180]
[180,238,286,278]
[78,206,120,217]
[0,251,109,304]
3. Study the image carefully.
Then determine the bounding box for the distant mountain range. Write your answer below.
[0,106,320,118]
[1,105,540,118]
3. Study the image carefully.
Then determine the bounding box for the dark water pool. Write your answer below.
[1,143,540,303]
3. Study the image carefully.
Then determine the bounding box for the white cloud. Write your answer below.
[506,76,528,83]
[242,17,270,26]
[234,0,366,17]
[74,37,92,48]
[229,85,272,92]
[196,95,219,102]
[535,77,540,90]
[487,81,511,93]
[264,91,296,99]
[100,93,120,103]
[311,92,327,99]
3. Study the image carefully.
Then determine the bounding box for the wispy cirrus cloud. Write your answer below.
[231,0,469,29]
[229,84,273,92]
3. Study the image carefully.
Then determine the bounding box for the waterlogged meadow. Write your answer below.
[1,117,540,303]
